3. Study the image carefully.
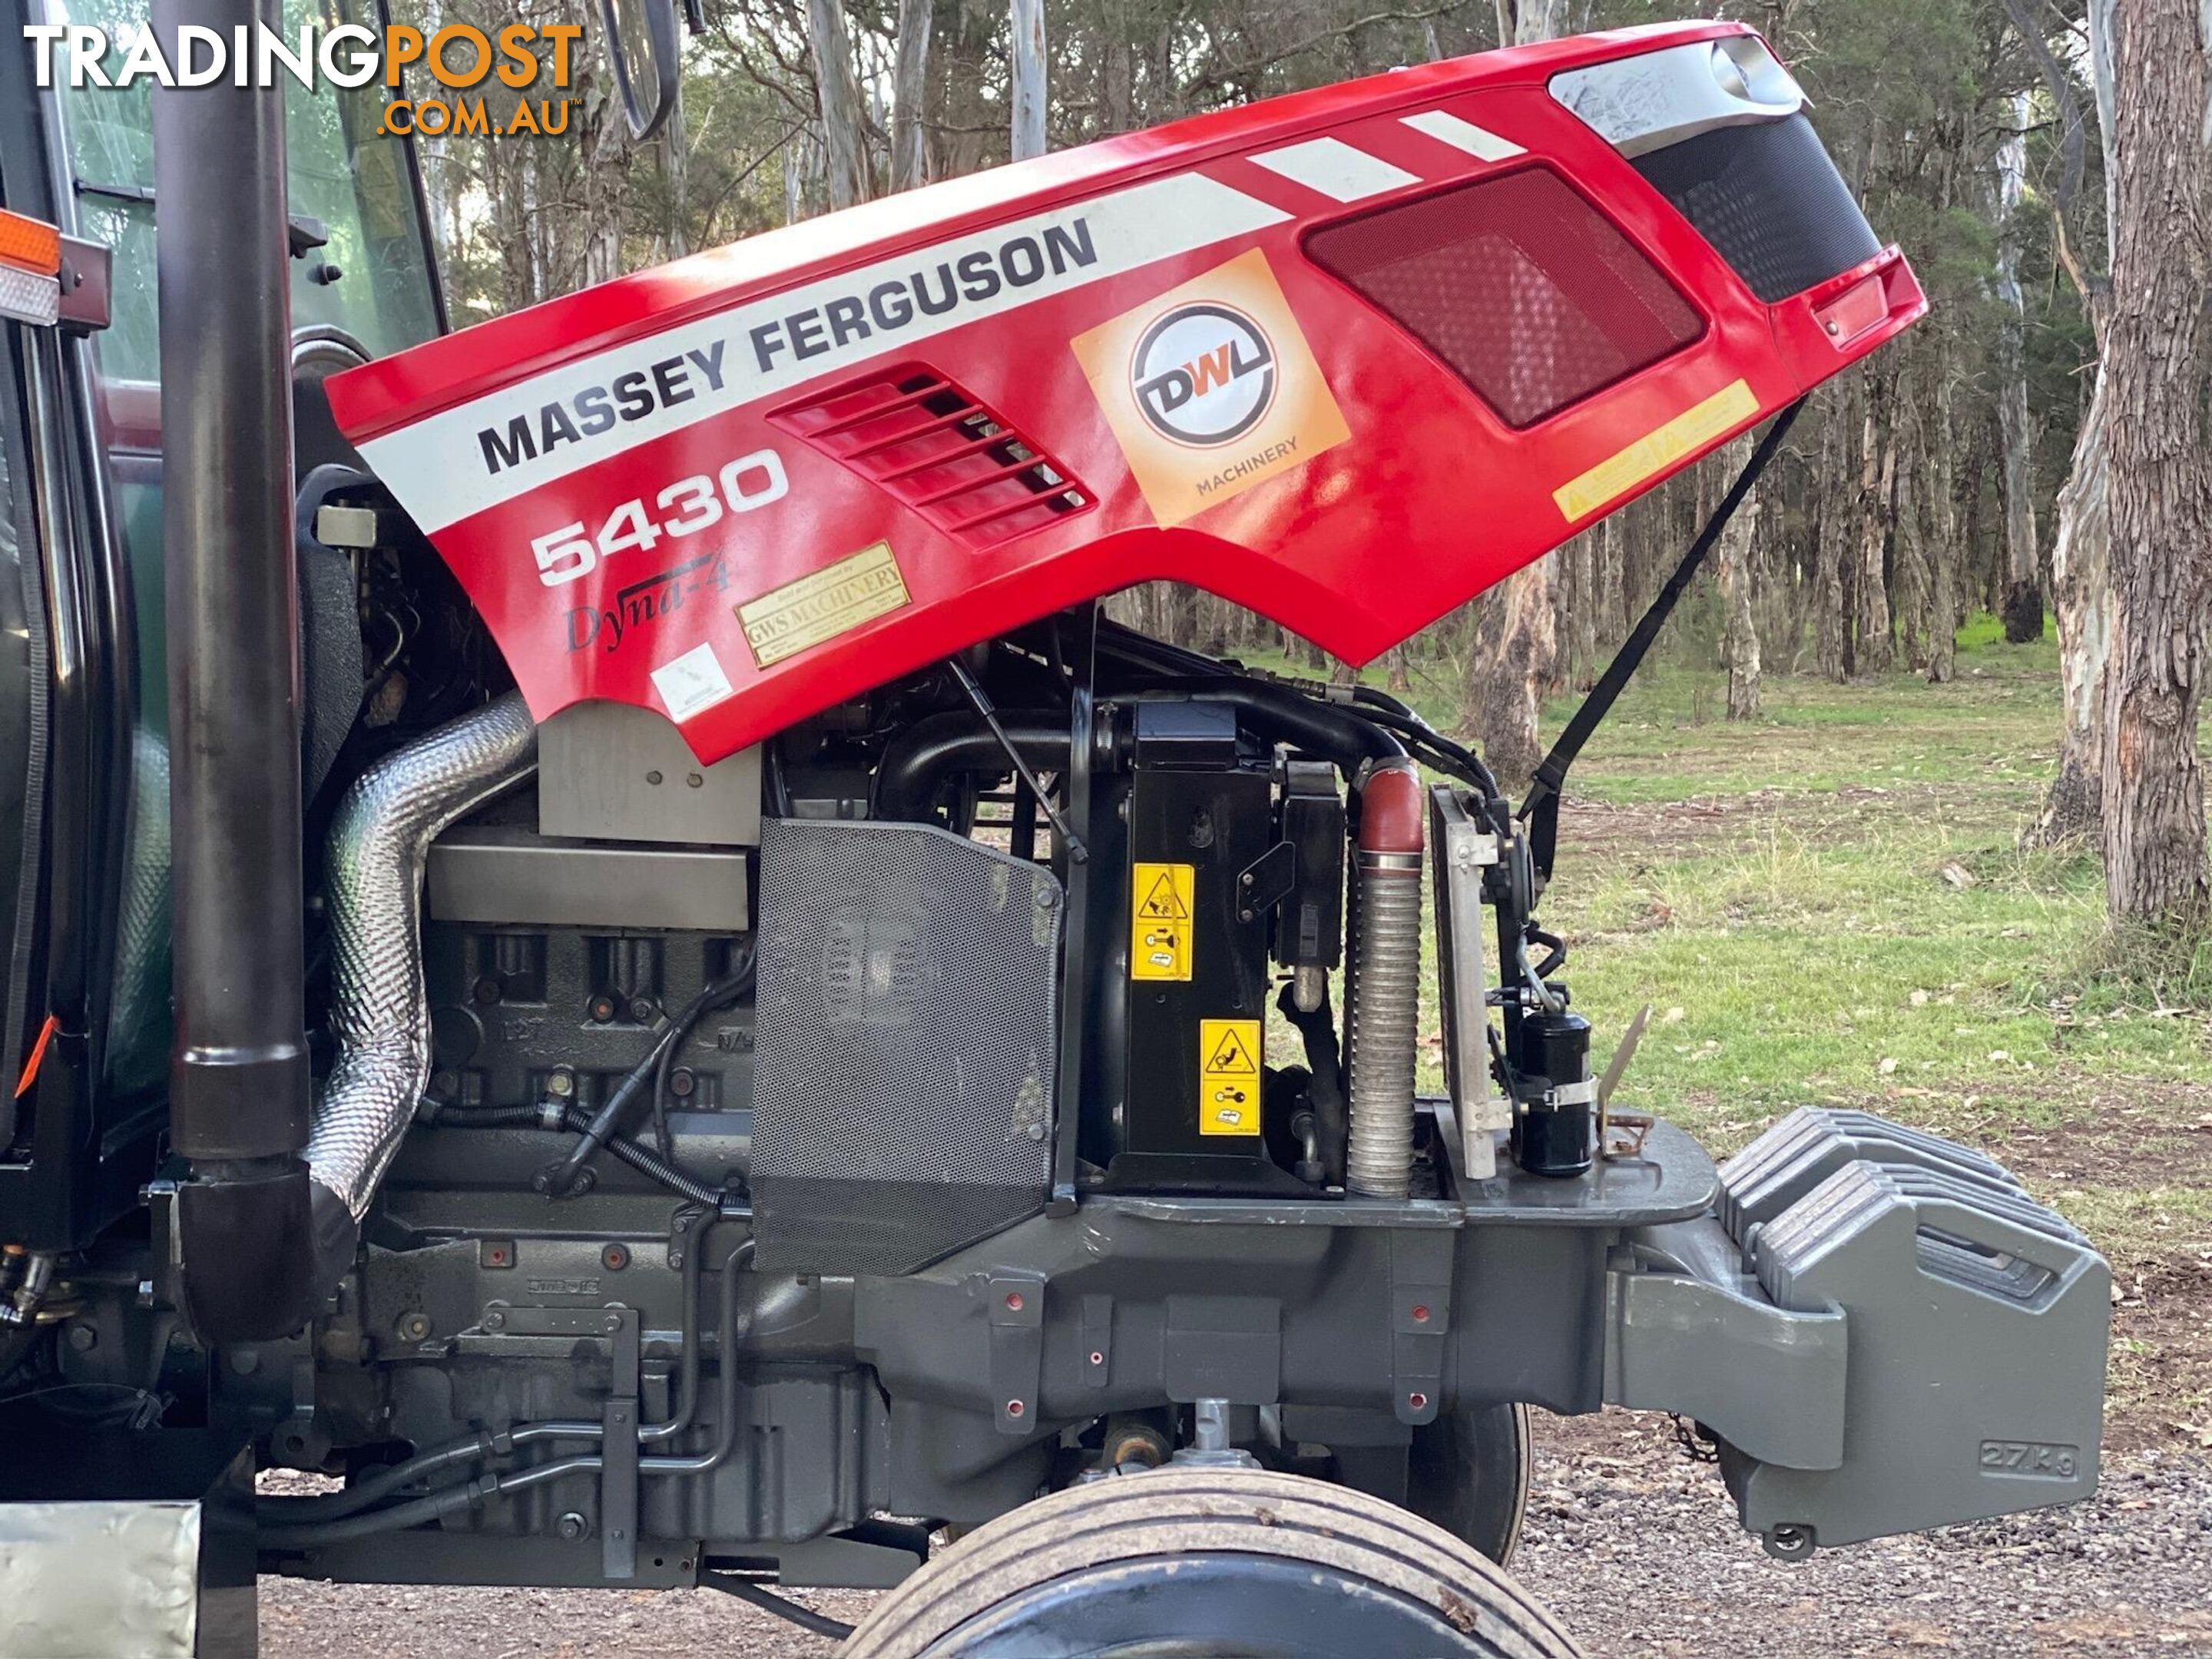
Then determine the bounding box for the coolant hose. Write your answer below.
[1345,760,1423,1198]
[306,694,538,1297]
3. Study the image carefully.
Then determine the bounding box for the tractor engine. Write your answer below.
[239,601,1542,1577]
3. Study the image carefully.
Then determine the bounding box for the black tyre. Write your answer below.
[1406,1402,1534,1565]
[842,1465,1582,1659]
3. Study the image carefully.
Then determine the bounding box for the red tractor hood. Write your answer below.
[329,19,1922,764]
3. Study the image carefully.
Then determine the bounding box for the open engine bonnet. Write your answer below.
[327,19,1922,767]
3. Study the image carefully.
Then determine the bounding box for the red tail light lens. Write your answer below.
[1305,168,1703,428]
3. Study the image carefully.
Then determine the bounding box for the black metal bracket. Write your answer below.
[602,1310,641,1580]
[1235,842,1297,923]
[1519,399,1806,884]
[984,1270,1048,1435]
[1389,1230,1455,1426]
[497,1306,641,1577]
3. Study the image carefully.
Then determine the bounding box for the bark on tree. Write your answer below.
[2035,379,2111,846]
[1891,393,1929,672]
[1010,0,1049,161]
[1462,570,1555,790]
[2094,0,2211,929]
[1925,368,1960,684]
[891,0,935,191]
[1856,397,1896,672]
[1815,398,1854,681]
[806,0,873,208]
[1717,435,1764,719]
[2029,0,2118,848]
[1995,93,2044,644]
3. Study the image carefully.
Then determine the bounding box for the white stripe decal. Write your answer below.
[1399,110,1525,162]
[359,174,1290,533]
[1249,137,1419,204]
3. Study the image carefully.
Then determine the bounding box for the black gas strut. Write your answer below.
[1518,399,1806,884]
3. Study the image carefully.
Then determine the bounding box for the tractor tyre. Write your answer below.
[840,1465,1582,1659]
[1405,1401,1534,1565]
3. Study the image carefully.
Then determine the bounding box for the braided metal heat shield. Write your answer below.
[306,694,537,1284]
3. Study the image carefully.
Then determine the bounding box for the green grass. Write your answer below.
[1254,618,2211,1243]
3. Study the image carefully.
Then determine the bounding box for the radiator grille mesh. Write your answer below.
[1306,168,1703,428]
[1633,115,1883,305]
[751,819,1061,1276]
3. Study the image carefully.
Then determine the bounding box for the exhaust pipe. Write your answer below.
[154,0,313,1342]
[306,695,537,1295]
[1345,760,1424,1198]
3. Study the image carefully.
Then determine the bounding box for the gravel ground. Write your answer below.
[258,1410,2212,1657]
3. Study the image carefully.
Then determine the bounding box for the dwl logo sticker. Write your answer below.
[1072,249,1349,527]
[1131,303,1278,448]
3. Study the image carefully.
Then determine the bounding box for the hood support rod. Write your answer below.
[1519,398,1805,884]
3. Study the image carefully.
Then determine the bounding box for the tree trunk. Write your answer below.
[2094,0,2211,929]
[2035,379,2112,846]
[807,0,873,208]
[891,0,935,192]
[1924,367,1960,684]
[1462,564,1555,791]
[1815,399,1854,680]
[1891,393,1929,672]
[1718,435,1763,719]
[1993,92,2045,643]
[1856,398,1896,672]
[1010,0,1048,161]
[1386,644,1412,694]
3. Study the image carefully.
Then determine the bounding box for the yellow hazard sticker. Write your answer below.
[1551,379,1759,524]
[1198,1018,1263,1136]
[1131,862,1194,982]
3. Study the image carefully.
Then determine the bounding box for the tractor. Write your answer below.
[0,1,2111,1652]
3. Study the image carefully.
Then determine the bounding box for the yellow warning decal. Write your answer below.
[1551,379,1759,524]
[1198,1018,1262,1137]
[1131,862,1194,982]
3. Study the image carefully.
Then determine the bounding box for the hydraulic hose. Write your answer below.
[873,710,1070,822]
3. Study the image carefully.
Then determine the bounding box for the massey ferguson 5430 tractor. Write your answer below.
[0,1,2111,1651]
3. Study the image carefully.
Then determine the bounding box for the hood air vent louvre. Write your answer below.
[775,367,1093,549]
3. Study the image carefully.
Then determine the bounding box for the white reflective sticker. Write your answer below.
[1399,109,1526,163]
[651,641,737,721]
[1249,137,1419,203]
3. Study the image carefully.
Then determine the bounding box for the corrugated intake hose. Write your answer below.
[305,694,538,1296]
[1346,760,1425,1198]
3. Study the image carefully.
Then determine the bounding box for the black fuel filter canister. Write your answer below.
[1511,1006,1594,1178]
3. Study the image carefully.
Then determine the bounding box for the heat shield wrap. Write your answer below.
[307,694,536,1250]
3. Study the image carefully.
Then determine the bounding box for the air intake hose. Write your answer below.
[306,694,537,1295]
[1345,759,1424,1198]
